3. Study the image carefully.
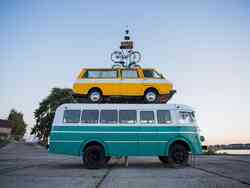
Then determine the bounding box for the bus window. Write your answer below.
[157,110,171,124]
[140,111,155,124]
[119,110,137,124]
[81,110,99,124]
[100,110,118,124]
[179,111,195,123]
[63,110,81,123]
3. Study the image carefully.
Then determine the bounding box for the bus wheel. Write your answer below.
[144,89,159,103]
[168,144,189,167]
[105,156,111,163]
[158,156,168,164]
[83,145,105,169]
[88,89,102,103]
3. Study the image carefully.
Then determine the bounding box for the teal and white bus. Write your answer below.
[49,103,205,169]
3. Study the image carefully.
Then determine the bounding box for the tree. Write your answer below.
[31,88,79,144]
[8,109,27,140]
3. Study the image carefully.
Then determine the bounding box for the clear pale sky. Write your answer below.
[0,1,250,145]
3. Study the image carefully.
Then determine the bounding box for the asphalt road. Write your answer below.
[0,143,250,188]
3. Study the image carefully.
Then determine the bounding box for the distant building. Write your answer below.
[0,119,12,139]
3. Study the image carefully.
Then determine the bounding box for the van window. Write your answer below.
[121,70,139,78]
[179,111,195,123]
[157,110,171,124]
[81,110,99,124]
[143,69,162,78]
[63,110,81,123]
[140,111,155,124]
[119,110,137,124]
[85,70,117,78]
[100,110,118,124]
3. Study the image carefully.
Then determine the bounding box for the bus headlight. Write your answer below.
[200,136,205,142]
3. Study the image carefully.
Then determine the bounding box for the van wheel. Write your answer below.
[144,89,159,103]
[158,156,168,164]
[168,144,189,167]
[88,89,102,103]
[83,145,105,169]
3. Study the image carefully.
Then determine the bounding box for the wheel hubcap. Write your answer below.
[90,92,101,102]
[172,149,188,164]
[146,92,156,102]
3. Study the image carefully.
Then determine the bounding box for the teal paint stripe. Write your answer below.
[50,140,169,143]
[51,131,197,134]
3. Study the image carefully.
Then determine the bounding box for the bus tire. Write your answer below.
[105,156,111,163]
[158,156,168,164]
[83,145,105,169]
[168,144,189,167]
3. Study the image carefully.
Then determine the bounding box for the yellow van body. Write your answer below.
[73,68,175,102]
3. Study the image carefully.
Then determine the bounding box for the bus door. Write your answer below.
[138,110,160,155]
[157,110,174,155]
[108,110,139,156]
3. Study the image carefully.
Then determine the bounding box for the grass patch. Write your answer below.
[0,137,11,148]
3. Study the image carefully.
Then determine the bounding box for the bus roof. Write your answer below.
[57,103,194,111]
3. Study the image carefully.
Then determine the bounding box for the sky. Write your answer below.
[0,0,250,145]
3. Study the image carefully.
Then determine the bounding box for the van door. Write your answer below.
[120,69,143,96]
[138,110,161,155]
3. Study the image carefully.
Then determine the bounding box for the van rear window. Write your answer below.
[63,110,81,123]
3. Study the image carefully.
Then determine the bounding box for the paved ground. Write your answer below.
[0,143,250,188]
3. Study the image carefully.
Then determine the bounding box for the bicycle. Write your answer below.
[111,50,141,69]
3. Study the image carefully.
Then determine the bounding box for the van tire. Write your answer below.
[88,89,102,103]
[144,89,159,103]
[158,156,168,164]
[83,145,105,169]
[168,144,189,167]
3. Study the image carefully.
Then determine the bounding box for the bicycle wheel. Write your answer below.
[129,51,141,63]
[112,64,123,69]
[111,51,122,63]
[129,62,141,68]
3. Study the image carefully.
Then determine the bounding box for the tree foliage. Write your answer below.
[8,109,27,140]
[31,88,79,143]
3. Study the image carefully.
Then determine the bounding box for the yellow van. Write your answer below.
[73,68,175,103]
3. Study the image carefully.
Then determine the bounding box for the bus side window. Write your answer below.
[140,111,155,124]
[81,110,99,124]
[63,110,81,123]
[119,110,137,124]
[100,110,118,124]
[157,110,172,124]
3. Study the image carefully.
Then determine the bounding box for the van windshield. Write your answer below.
[143,70,163,78]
